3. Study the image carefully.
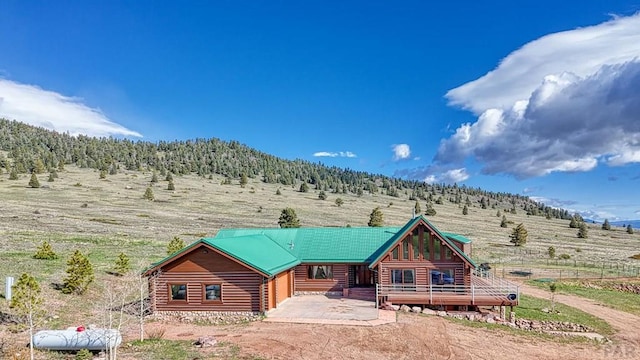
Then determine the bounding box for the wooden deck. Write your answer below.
[376,274,519,307]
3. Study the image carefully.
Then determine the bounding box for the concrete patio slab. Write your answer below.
[264,295,396,326]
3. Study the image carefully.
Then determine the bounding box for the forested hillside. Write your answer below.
[0,118,570,219]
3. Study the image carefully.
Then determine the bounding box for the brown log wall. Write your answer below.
[152,245,264,312]
[294,264,348,292]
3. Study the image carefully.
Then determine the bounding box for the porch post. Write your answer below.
[429,284,432,304]
[471,284,475,305]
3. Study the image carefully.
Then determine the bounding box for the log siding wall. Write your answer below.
[152,245,264,313]
[294,264,348,292]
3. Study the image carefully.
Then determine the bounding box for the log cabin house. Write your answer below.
[144,215,519,315]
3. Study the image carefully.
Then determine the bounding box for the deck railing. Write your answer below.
[375,273,519,307]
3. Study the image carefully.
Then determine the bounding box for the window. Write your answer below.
[170,284,186,301]
[402,239,410,260]
[430,269,454,285]
[308,265,333,279]
[391,269,415,284]
[412,231,420,259]
[392,246,399,260]
[204,284,221,301]
[433,239,441,260]
[444,247,453,260]
[422,233,430,260]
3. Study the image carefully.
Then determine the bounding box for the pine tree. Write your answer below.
[33,241,58,260]
[462,205,469,215]
[113,252,131,275]
[278,208,301,228]
[424,203,437,216]
[47,173,55,182]
[368,207,384,227]
[414,201,421,215]
[9,167,18,180]
[276,188,282,195]
[143,186,154,201]
[335,198,344,207]
[318,190,327,200]
[167,236,186,255]
[577,222,588,238]
[167,180,175,190]
[62,250,95,295]
[500,215,508,228]
[548,246,556,259]
[33,158,45,174]
[602,219,611,230]
[299,182,309,193]
[10,273,43,360]
[240,173,248,188]
[151,171,159,183]
[627,225,634,234]
[496,210,501,217]
[99,169,107,179]
[28,173,40,188]
[165,172,173,182]
[509,223,528,246]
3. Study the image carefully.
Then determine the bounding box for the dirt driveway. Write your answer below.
[134,287,640,360]
[519,283,640,348]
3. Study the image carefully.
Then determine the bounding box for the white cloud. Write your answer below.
[396,165,469,184]
[0,79,141,137]
[446,14,640,114]
[423,168,469,184]
[392,144,411,161]
[313,151,357,158]
[437,13,640,179]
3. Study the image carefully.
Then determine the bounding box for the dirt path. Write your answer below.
[519,283,640,347]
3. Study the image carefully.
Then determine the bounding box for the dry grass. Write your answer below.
[0,166,638,324]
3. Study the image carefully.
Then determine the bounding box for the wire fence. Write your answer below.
[490,262,640,281]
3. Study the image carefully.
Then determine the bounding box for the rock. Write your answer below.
[194,336,217,347]
[436,311,447,317]
[541,308,550,313]
[411,306,422,313]
[391,305,400,311]
[486,317,495,324]
[422,308,436,315]
[400,305,411,312]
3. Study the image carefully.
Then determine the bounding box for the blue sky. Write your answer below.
[1,1,640,221]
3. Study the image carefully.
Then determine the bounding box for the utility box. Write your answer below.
[5,276,15,301]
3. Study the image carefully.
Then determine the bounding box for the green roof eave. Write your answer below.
[368,215,477,269]
[367,216,422,268]
[202,235,301,277]
[442,232,472,244]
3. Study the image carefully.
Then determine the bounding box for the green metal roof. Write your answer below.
[202,235,300,276]
[215,226,402,263]
[442,232,472,244]
[147,216,475,278]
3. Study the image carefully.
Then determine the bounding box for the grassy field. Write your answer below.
[527,279,640,316]
[0,165,638,358]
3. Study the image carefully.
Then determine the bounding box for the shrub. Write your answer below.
[33,241,58,260]
[558,254,571,260]
[368,207,384,227]
[335,198,343,207]
[547,246,556,259]
[278,208,300,228]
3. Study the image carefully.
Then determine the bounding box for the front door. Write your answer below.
[354,265,374,287]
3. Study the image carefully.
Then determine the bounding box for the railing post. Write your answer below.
[471,284,475,304]
[375,284,379,309]
[429,284,432,304]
